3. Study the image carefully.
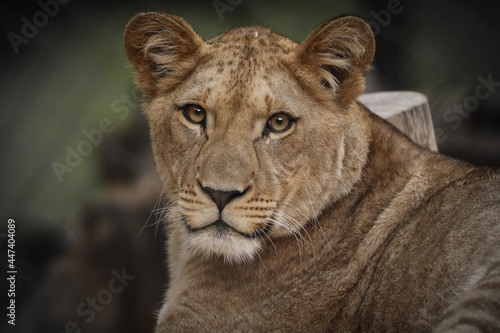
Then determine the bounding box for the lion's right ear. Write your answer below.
[124,12,204,94]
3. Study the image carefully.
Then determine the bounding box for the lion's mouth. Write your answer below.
[184,218,272,239]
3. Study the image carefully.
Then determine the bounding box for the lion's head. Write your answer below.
[124,12,375,263]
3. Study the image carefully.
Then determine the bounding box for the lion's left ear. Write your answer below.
[297,16,375,105]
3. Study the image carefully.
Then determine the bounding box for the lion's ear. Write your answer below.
[297,16,375,105]
[124,11,204,94]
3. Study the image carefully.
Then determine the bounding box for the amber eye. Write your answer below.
[182,104,206,125]
[266,112,295,134]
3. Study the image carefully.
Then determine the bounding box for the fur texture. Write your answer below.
[124,12,500,332]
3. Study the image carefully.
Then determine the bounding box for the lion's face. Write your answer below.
[125,13,375,263]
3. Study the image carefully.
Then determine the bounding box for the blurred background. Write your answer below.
[1,0,499,332]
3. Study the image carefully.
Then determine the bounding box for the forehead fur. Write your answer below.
[199,26,298,94]
[207,26,296,56]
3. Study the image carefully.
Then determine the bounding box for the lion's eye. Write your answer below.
[266,112,295,134]
[182,104,206,125]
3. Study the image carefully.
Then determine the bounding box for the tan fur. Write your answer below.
[124,12,500,332]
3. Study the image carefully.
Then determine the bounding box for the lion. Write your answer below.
[124,12,500,332]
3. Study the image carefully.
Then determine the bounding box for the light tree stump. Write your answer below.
[358,91,438,152]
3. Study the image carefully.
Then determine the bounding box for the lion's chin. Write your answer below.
[183,228,262,264]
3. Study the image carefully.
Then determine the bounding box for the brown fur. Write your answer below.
[124,12,500,332]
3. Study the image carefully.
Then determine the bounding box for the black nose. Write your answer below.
[200,185,247,212]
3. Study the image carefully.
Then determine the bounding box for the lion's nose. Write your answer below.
[200,185,248,212]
